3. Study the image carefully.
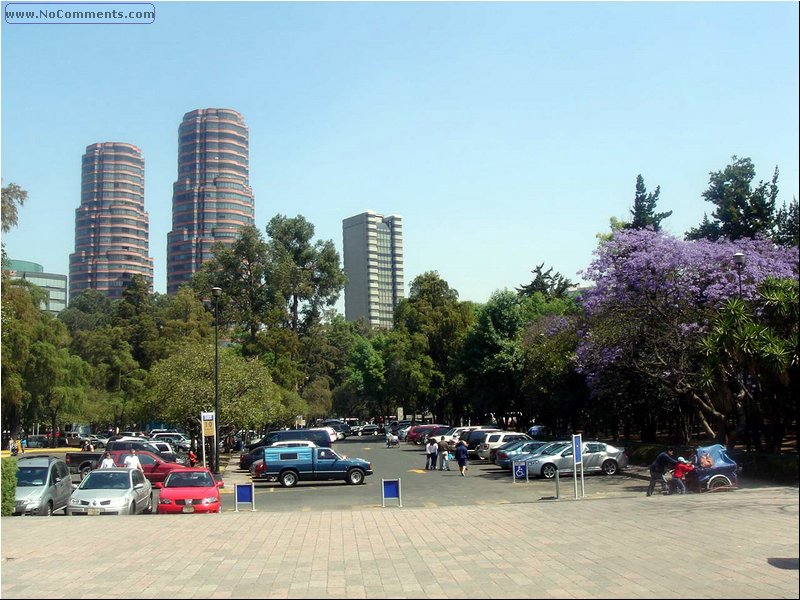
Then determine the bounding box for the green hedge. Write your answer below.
[1,457,18,516]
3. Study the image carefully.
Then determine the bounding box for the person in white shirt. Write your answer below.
[99,452,115,468]
[123,449,143,471]
[425,439,438,470]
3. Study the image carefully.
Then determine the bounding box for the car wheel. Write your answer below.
[279,471,298,487]
[601,459,618,476]
[144,493,153,514]
[346,469,365,485]
[80,466,92,481]
[541,463,558,479]
[130,501,137,515]
[707,475,731,491]
[40,501,53,517]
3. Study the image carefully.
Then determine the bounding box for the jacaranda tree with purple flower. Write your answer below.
[577,228,797,446]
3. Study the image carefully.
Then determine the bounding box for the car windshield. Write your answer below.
[164,472,215,488]
[541,443,568,455]
[80,472,131,490]
[16,467,48,487]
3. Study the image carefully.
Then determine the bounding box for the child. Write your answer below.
[671,456,695,494]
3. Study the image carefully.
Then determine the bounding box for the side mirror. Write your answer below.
[153,482,162,489]
[216,481,224,488]
[134,483,144,490]
[71,484,78,490]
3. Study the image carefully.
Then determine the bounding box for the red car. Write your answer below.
[108,450,189,484]
[406,424,444,445]
[154,468,223,514]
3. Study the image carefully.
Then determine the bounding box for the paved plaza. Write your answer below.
[1,479,797,598]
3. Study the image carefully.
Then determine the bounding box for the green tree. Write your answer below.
[624,174,672,231]
[265,214,346,333]
[516,263,574,299]
[146,341,296,462]
[25,340,89,446]
[1,181,27,234]
[700,277,798,453]
[686,156,779,241]
[521,315,589,435]
[773,197,799,248]
[58,289,114,337]
[394,272,475,422]
[114,275,161,369]
[192,225,273,352]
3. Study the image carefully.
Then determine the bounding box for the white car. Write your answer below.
[476,431,531,461]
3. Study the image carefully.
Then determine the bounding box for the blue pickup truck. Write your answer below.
[250,446,373,487]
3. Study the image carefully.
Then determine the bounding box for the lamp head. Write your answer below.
[733,252,746,268]
[211,287,222,298]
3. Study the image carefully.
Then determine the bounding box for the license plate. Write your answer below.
[181,505,195,513]
[87,508,101,516]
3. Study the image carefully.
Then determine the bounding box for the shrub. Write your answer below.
[1,457,19,516]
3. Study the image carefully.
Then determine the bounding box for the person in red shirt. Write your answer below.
[671,456,695,494]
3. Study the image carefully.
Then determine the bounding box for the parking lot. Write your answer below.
[8,436,773,515]
[218,436,648,512]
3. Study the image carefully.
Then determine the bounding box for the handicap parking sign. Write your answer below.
[514,462,527,479]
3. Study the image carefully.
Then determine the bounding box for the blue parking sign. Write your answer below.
[514,462,527,479]
[572,434,582,465]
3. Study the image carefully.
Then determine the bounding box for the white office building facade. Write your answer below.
[343,211,404,329]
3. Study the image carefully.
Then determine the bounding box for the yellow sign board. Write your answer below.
[201,411,216,436]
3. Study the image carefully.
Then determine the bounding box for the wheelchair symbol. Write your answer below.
[514,464,527,478]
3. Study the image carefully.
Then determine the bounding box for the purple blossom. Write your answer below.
[576,229,798,394]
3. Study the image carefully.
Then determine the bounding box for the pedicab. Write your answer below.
[683,444,739,492]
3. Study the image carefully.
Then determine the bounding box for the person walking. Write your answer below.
[437,436,451,471]
[646,446,680,496]
[425,438,438,470]
[455,440,469,477]
[99,452,115,468]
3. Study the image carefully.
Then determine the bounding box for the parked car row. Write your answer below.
[12,454,222,517]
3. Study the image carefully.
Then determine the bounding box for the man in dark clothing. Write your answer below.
[647,447,680,496]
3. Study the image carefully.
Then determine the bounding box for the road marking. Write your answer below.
[423,501,438,508]
[408,469,428,474]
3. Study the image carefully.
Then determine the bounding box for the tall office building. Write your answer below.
[166,108,255,294]
[7,260,68,314]
[69,142,153,300]
[343,211,404,329]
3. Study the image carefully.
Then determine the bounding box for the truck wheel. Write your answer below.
[279,471,298,488]
[80,467,92,481]
[346,469,365,485]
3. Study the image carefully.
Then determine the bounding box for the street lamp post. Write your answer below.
[732,252,749,450]
[733,252,745,298]
[212,287,222,475]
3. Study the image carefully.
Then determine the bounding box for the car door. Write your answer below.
[54,462,72,510]
[314,448,339,480]
[131,469,148,513]
[583,443,605,472]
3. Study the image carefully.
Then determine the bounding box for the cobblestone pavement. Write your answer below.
[1,482,797,598]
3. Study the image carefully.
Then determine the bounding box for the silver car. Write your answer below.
[14,456,73,516]
[67,468,153,515]
[526,441,629,479]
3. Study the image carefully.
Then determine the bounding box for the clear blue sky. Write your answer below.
[2,1,798,309]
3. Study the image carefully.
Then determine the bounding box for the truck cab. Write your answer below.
[251,446,372,487]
